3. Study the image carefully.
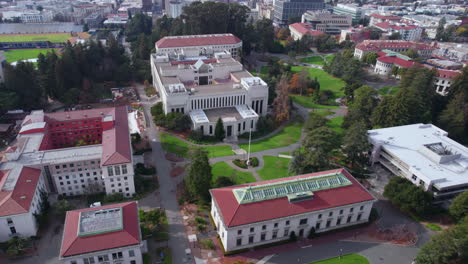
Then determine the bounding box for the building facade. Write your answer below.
[373,22,422,41]
[0,167,46,242]
[333,4,363,24]
[59,201,146,264]
[151,34,268,139]
[273,0,324,27]
[369,14,401,26]
[0,107,136,199]
[289,23,324,41]
[354,40,436,60]
[368,124,468,202]
[211,169,375,251]
[301,10,352,35]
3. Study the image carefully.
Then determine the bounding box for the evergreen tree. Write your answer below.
[214,118,225,140]
[449,191,468,223]
[342,121,371,168]
[185,148,212,201]
[343,85,378,128]
[438,92,466,142]
[4,62,44,110]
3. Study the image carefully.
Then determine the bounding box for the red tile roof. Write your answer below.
[0,167,42,217]
[210,169,375,227]
[437,69,461,79]
[370,14,401,20]
[60,201,140,258]
[155,34,241,48]
[377,55,419,68]
[101,106,132,166]
[356,40,435,52]
[289,23,324,37]
[374,22,418,31]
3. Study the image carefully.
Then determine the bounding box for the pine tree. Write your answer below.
[342,121,371,168]
[185,148,213,201]
[214,118,225,140]
[438,92,465,141]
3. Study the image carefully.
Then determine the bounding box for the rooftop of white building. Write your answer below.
[368,124,468,190]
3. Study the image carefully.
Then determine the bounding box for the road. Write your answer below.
[135,83,194,264]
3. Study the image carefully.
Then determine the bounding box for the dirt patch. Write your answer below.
[170,166,184,177]
[165,152,184,162]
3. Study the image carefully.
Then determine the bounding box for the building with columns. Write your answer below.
[354,40,436,60]
[151,34,268,139]
[211,169,376,252]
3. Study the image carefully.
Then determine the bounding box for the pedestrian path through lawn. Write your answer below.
[238,121,303,153]
[160,132,233,158]
[211,162,256,185]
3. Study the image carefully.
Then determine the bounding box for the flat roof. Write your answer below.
[368,124,468,189]
[155,33,241,48]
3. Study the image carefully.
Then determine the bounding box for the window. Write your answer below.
[83,257,95,264]
[350,207,354,213]
[10,226,16,234]
[360,206,364,211]
[315,222,321,230]
[260,233,266,241]
[339,210,343,215]
[274,223,278,228]
[250,227,254,233]
[285,220,290,226]
[122,164,128,174]
[114,166,121,175]
[329,212,333,217]
[6,218,13,224]
[131,261,136,264]
[411,175,417,180]
[249,236,254,244]
[262,225,266,230]
[318,214,322,219]
[71,261,77,264]
[272,230,278,239]
[299,218,308,225]
[107,166,114,176]
[326,220,331,228]
[347,215,352,223]
[98,255,109,262]
[337,218,342,225]
[283,228,289,237]
[112,252,123,259]
[238,230,242,235]
[236,237,242,246]
[129,250,135,257]
[357,214,362,221]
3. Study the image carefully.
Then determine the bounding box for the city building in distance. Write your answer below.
[368,124,468,202]
[151,34,268,139]
[273,0,324,27]
[354,40,437,60]
[0,107,136,241]
[301,10,352,35]
[211,169,375,251]
[59,201,146,264]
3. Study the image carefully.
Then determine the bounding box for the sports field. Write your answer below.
[4,48,59,63]
[0,33,70,43]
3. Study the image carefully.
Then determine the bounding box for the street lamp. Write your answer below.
[246,127,252,166]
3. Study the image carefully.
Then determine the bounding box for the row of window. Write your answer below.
[58,171,100,180]
[107,164,128,176]
[190,95,246,110]
[71,249,136,264]
[49,119,100,128]
[55,161,99,170]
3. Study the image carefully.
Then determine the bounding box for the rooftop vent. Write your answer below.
[287,191,314,203]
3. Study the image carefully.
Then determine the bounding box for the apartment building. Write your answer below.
[369,13,401,26]
[373,22,423,41]
[301,10,352,35]
[155,34,242,60]
[151,34,268,139]
[289,23,324,41]
[354,40,436,60]
[59,201,145,264]
[368,124,468,202]
[273,0,325,27]
[0,107,135,199]
[211,169,375,251]
[0,167,46,242]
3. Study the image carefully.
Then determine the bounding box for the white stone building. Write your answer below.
[151,34,268,139]
[354,40,437,60]
[210,169,376,251]
[368,124,468,202]
[0,107,136,200]
[59,201,146,264]
[0,167,47,242]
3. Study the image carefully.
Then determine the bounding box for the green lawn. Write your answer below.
[4,48,59,63]
[310,254,369,264]
[290,95,340,109]
[327,116,344,135]
[291,66,345,98]
[389,86,400,95]
[325,54,335,63]
[239,121,303,153]
[211,162,256,185]
[160,132,233,158]
[311,109,334,117]
[425,223,442,231]
[257,156,291,180]
[300,55,325,66]
[0,33,70,43]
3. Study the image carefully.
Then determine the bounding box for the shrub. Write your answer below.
[201,239,216,250]
[131,133,141,144]
[233,159,248,169]
[250,157,259,167]
[307,227,316,239]
[214,176,235,188]
[195,216,207,225]
[383,177,433,217]
[135,163,156,175]
[104,193,126,203]
[449,191,468,222]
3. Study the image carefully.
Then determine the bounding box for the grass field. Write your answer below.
[239,121,303,153]
[160,132,233,158]
[290,95,340,109]
[425,223,442,231]
[311,109,334,117]
[0,33,70,43]
[325,54,335,63]
[327,116,344,135]
[4,48,59,63]
[211,162,256,185]
[310,254,369,264]
[257,156,291,180]
[300,55,325,66]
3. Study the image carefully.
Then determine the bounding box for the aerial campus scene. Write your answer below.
[0,0,466,264]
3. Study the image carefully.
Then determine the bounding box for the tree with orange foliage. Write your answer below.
[276,28,290,40]
[288,68,310,95]
[273,74,291,124]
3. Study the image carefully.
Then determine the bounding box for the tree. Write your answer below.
[449,191,468,223]
[343,85,378,128]
[415,221,468,264]
[4,62,44,110]
[185,148,212,201]
[214,176,235,188]
[83,23,89,32]
[272,74,291,124]
[342,121,371,168]
[255,19,275,53]
[55,199,75,219]
[214,118,225,140]
[125,13,152,42]
[383,177,433,217]
[36,5,43,12]
[276,28,290,40]
[362,52,378,65]
[388,32,401,40]
[305,112,328,131]
[436,17,447,41]
[402,48,419,60]
[438,92,465,142]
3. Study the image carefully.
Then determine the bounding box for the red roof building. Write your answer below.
[289,23,325,41]
[370,13,401,27]
[354,40,436,60]
[60,201,145,262]
[211,169,376,251]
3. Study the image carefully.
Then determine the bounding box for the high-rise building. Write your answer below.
[333,4,363,24]
[273,0,324,27]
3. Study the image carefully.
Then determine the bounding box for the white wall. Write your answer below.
[102,163,136,197]
[61,243,144,264]
[0,213,38,242]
